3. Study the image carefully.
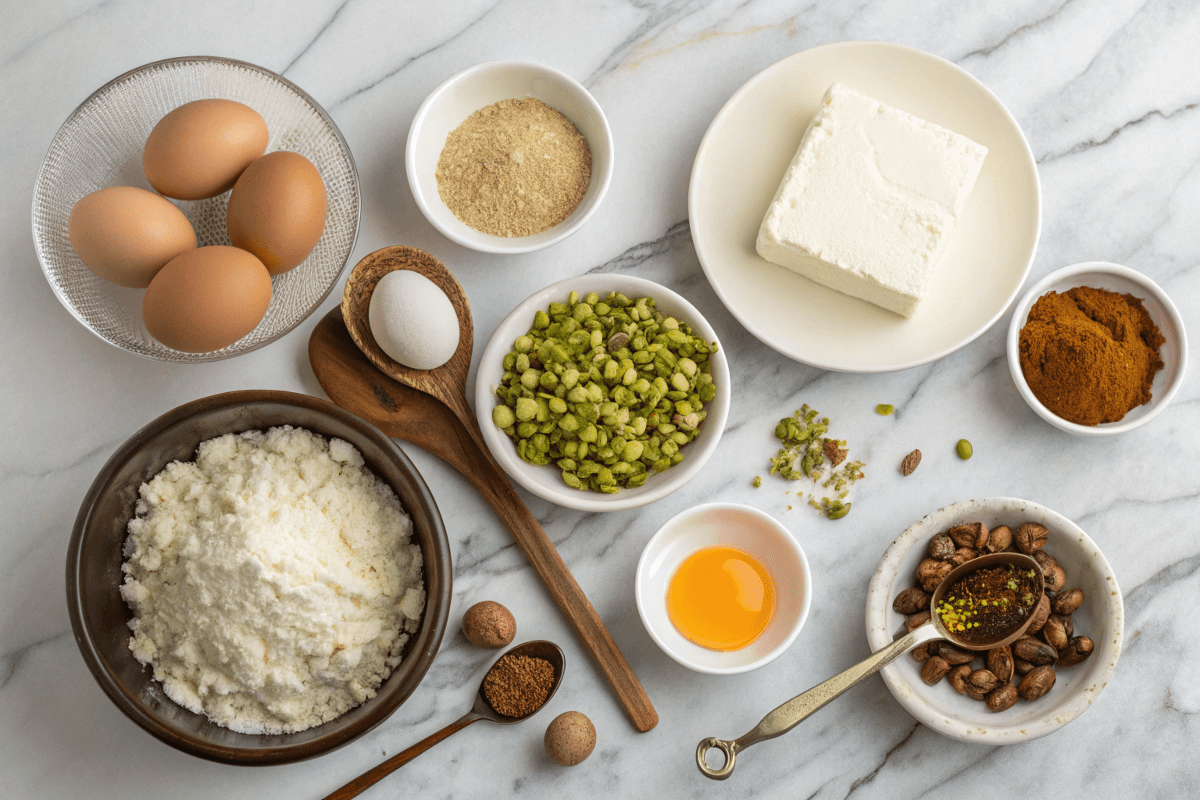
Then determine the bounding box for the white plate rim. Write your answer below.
[688,40,1042,373]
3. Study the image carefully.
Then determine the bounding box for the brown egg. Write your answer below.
[142,246,272,353]
[68,186,197,287]
[143,99,268,200]
[227,151,327,275]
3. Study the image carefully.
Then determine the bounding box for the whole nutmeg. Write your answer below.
[948,664,973,695]
[987,645,1014,683]
[1028,595,1051,634]
[1013,635,1058,666]
[892,587,931,615]
[1015,522,1049,554]
[544,711,596,767]
[1053,588,1084,616]
[937,643,976,666]
[922,656,951,685]
[986,525,1013,553]
[907,610,932,632]
[1058,636,1095,667]
[1018,665,1056,700]
[916,559,952,593]
[986,684,1019,713]
[461,601,516,649]
[928,532,956,561]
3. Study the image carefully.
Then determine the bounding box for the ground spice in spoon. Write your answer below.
[482,653,555,717]
[1018,286,1164,425]
[436,98,592,238]
[935,565,1039,645]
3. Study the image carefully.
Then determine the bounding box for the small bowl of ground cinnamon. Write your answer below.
[406,61,614,254]
[1007,262,1187,435]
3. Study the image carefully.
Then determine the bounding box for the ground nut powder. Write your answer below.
[119,426,425,734]
[435,98,592,237]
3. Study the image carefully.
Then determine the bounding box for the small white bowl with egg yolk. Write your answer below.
[635,503,811,674]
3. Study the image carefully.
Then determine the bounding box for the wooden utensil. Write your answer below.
[323,640,565,800]
[311,246,658,732]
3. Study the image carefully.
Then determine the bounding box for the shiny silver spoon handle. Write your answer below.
[697,622,942,780]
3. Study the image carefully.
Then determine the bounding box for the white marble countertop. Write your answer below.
[3,1,1198,797]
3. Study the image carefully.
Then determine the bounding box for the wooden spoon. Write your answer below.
[314,246,658,732]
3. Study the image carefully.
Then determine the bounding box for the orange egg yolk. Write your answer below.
[666,546,775,651]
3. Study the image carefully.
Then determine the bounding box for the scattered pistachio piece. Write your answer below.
[956,439,973,460]
[876,404,895,415]
[752,475,762,488]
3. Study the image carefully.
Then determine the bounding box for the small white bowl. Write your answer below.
[475,274,730,513]
[406,61,614,254]
[636,503,811,675]
[866,498,1123,744]
[1007,262,1187,435]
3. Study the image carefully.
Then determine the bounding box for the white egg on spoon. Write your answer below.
[368,269,460,370]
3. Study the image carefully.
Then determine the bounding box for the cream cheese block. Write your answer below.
[756,83,988,317]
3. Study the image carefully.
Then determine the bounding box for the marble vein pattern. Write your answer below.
[2,0,1198,797]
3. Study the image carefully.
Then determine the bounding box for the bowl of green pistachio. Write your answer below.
[475,274,730,512]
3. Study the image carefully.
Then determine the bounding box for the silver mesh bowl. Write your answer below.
[32,56,360,362]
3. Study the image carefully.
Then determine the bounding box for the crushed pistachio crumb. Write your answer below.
[766,404,865,519]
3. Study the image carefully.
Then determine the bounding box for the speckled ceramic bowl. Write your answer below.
[865,498,1122,744]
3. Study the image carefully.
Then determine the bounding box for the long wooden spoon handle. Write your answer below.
[323,713,480,799]
[436,393,659,732]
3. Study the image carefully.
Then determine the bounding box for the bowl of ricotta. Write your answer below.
[66,390,452,765]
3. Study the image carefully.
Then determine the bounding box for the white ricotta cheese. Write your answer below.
[756,83,988,317]
[119,426,425,734]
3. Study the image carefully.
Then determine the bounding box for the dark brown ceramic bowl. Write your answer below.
[66,390,452,765]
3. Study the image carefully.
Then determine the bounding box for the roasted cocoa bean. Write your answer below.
[968,669,1000,694]
[1045,564,1067,593]
[907,610,931,632]
[916,558,952,593]
[1052,588,1084,616]
[1033,549,1059,574]
[948,522,989,550]
[928,533,956,561]
[1042,615,1070,650]
[949,547,978,568]
[912,642,934,662]
[986,525,1013,553]
[937,643,976,665]
[987,645,1014,683]
[922,656,951,685]
[1013,635,1058,666]
[1013,656,1036,675]
[948,664,973,694]
[1058,636,1094,667]
[986,684,1019,712]
[1015,522,1049,554]
[1018,665,1056,700]
[1028,595,1051,634]
[893,587,931,615]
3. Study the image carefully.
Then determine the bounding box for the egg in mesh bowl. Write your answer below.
[32,56,360,362]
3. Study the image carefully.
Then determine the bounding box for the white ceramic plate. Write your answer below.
[1007,261,1188,435]
[689,41,1041,372]
[865,498,1123,744]
[635,503,811,675]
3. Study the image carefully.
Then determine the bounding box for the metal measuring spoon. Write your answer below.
[696,553,1044,780]
[324,640,565,799]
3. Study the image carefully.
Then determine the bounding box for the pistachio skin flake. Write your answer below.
[491,291,718,494]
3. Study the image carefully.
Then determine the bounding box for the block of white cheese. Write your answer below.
[756,83,988,317]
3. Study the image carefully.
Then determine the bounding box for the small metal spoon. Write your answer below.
[323,640,565,800]
[696,552,1044,780]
